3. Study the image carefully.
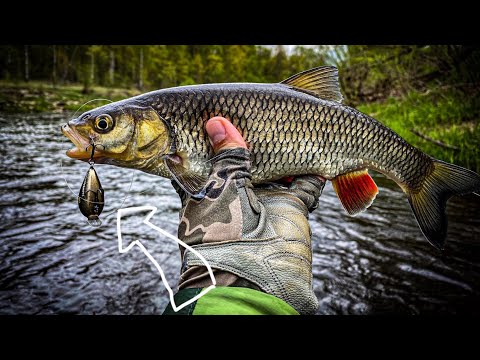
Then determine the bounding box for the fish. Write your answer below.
[61,66,480,249]
[78,165,104,224]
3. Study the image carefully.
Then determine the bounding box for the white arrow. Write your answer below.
[116,205,216,312]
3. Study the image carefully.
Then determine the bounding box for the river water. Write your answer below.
[0,112,479,315]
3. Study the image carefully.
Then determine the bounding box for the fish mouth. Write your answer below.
[61,124,107,163]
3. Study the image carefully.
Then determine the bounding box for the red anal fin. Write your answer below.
[332,169,379,216]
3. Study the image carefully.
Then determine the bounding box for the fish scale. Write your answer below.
[153,83,422,186]
[63,66,480,249]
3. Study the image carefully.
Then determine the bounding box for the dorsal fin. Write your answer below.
[280,66,343,103]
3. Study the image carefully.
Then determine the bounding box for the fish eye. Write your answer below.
[94,114,114,133]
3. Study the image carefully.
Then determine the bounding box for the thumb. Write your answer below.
[206,117,247,153]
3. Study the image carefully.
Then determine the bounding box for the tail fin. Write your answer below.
[407,160,480,250]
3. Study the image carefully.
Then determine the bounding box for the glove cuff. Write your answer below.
[183,238,319,315]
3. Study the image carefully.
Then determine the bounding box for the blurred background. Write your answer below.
[1,45,479,315]
[1,45,479,171]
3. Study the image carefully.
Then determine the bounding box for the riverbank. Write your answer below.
[1,82,478,172]
[0,81,142,113]
[357,91,480,173]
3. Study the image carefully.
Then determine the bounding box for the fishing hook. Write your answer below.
[85,138,105,165]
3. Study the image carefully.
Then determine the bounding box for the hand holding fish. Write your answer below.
[162,117,326,315]
[62,66,480,248]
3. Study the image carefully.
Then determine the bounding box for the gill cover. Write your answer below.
[129,105,173,158]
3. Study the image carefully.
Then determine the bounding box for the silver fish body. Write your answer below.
[145,83,430,190]
[63,66,480,248]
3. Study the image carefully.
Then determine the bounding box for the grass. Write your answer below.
[0,81,142,113]
[357,91,480,173]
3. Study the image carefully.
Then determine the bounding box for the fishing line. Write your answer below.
[60,157,160,228]
[60,98,115,207]
[72,98,114,118]
[59,159,137,206]
[60,99,162,228]
[61,100,250,228]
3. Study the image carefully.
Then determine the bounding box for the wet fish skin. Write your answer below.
[148,83,432,189]
[62,66,480,249]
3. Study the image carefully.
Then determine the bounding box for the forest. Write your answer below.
[0,45,330,91]
[1,45,479,171]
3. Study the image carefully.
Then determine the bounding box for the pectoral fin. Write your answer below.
[332,169,379,216]
[164,154,207,198]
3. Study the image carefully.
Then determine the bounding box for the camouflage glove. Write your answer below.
[173,117,326,315]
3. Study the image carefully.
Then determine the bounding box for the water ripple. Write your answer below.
[0,112,479,315]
